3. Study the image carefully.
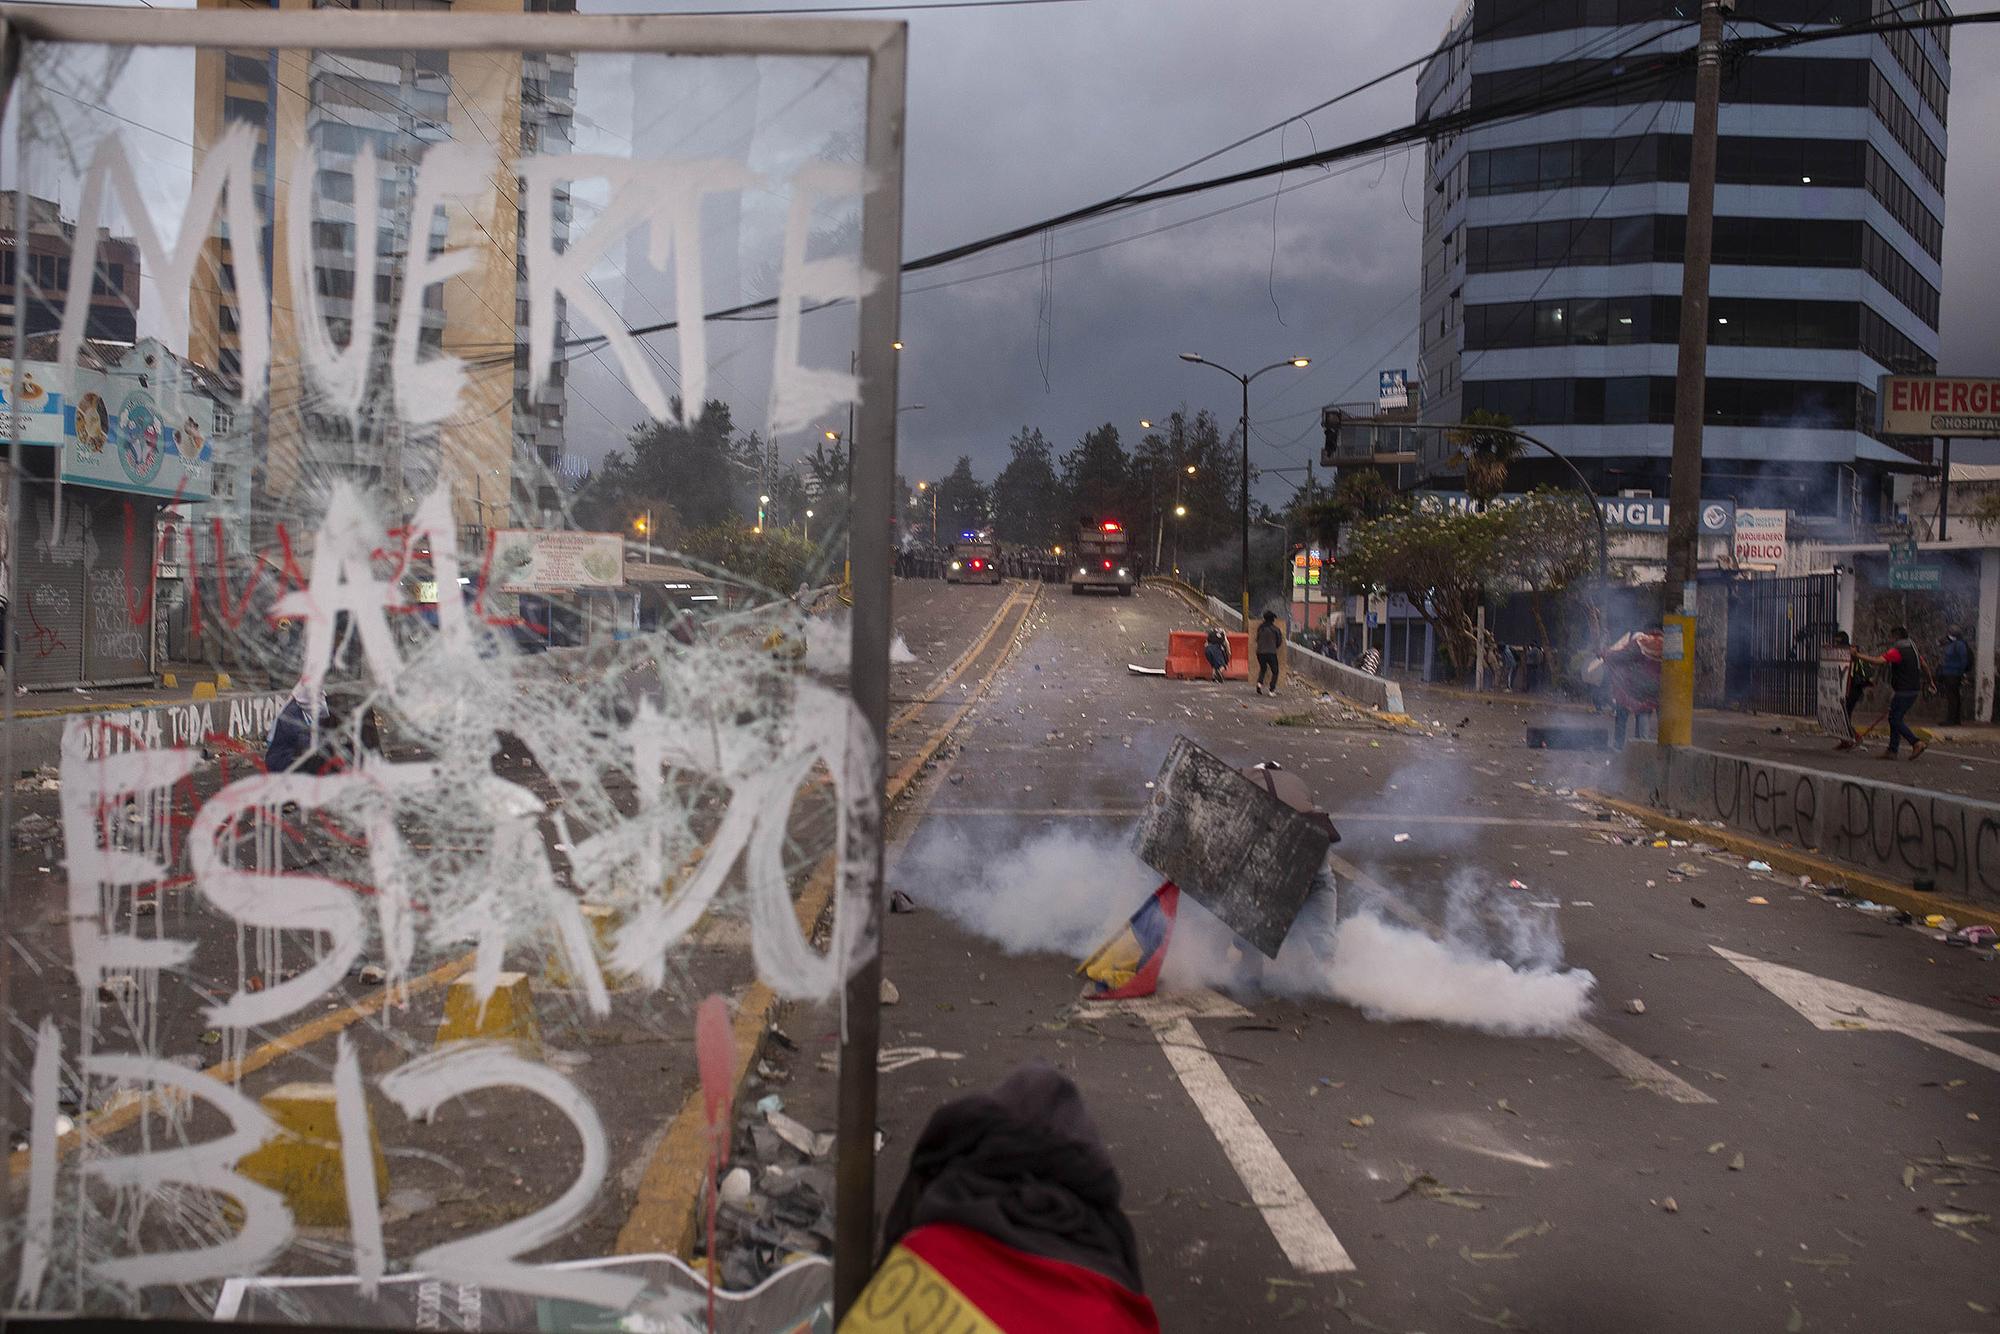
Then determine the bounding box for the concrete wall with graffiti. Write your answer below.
[1607,742,2000,906]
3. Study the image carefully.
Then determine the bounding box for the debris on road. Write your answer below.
[1746,860,1773,872]
[1662,1197,1679,1213]
[1728,1152,1745,1171]
[1382,1171,1499,1211]
[889,890,918,914]
[1626,999,1647,1015]
[879,978,900,1005]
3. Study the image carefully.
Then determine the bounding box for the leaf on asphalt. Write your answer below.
[1496,1098,1518,1116]
[1729,1152,1746,1171]
[1789,1254,1852,1269]
[1350,1114,1375,1128]
[1462,1309,1530,1331]
[1931,1210,1991,1227]
[1330,1285,1399,1333]
[1902,1165,1918,1190]
[1382,1172,1497,1210]
[1498,1221,1553,1250]
[1786,1305,1804,1333]
[1708,1142,1727,1155]
[1459,1245,1519,1263]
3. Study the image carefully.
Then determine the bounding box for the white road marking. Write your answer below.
[1327,853,1716,1105]
[1155,1015,1356,1273]
[1092,988,1354,1273]
[1566,1023,1717,1104]
[1713,946,2000,1075]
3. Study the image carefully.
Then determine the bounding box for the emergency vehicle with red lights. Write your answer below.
[947,531,1002,584]
[1070,518,1135,596]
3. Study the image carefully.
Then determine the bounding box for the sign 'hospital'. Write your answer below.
[1879,374,2000,439]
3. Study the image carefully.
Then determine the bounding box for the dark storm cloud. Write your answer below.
[574,0,1998,476]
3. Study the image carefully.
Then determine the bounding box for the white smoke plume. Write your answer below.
[895,827,1595,1037]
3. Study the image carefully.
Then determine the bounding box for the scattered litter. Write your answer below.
[1393,833,1411,843]
[1569,900,1594,908]
[719,1167,753,1206]
[1662,1197,1678,1213]
[1349,1114,1375,1128]
[1530,900,1562,909]
[879,979,900,1006]
[764,1109,833,1158]
[356,964,386,985]
[1728,1152,1745,1171]
[1746,896,1769,906]
[1649,952,1670,962]
[1625,999,1646,1015]
[1381,1172,1499,1211]
[1746,860,1773,872]
[1951,925,1996,947]
[1707,1142,1726,1155]
[755,1093,785,1116]
[1507,879,1529,891]
[1689,898,1707,909]
[889,890,918,914]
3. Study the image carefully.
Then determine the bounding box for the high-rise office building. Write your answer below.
[1414,0,1948,520]
[189,0,575,543]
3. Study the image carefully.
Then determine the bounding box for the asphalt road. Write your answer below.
[776,580,2000,1333]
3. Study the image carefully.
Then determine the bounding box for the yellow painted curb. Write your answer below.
[1579,788,2000,932]
[614,585,1042,1259]
[191,682,218,701]
[436,972,538,1046]
[236,1082,387,1227]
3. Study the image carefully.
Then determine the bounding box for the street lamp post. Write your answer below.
[805,508,815,543]
[1180,353,1310,632]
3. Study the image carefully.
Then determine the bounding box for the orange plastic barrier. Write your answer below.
[1165,630,1248,680]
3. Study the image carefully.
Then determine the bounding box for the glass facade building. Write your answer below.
[1415,0,1949,518]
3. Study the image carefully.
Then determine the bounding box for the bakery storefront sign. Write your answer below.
[489,528,627,592]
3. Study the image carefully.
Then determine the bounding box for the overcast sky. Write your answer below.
[20,0,1996,497]
[589,0,2000,492]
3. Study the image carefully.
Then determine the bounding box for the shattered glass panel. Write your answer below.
[3,25,889,1328]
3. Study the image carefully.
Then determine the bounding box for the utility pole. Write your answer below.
[1660,0,1727,747]
[1303,454,1314,640]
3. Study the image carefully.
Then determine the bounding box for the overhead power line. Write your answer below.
[550,6,1996,357]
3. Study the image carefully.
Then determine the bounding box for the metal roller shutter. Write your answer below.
[12,482,87,688]
[83,492,155,684]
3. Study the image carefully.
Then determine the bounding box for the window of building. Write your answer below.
[223,94,268,125]
[224,51,271,87]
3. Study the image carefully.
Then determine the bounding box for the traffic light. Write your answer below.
[1320,407,1345,468]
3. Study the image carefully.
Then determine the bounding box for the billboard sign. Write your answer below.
[1732,507,1787,568]
[1417,491,1735,533]
[1,345,217,500]
[490,528,627,592]
[1879,375,2000,439]
[1378,368,1409,411]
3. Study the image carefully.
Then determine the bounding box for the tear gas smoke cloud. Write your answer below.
[896,825,1596,1038]
[800,609,916,675]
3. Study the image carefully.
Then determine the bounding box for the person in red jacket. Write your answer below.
[841,1064,1159,1333]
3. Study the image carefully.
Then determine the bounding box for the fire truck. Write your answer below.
[946,532,1002,584]
[1069,518,1135,596]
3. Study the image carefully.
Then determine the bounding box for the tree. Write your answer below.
[1060,424,1130,526]
[1488,490,1605,676]
[1451,409,1525,503]
[571,398,755,539]
[681,523,822,593]
[990,427,1062,547]
[936,455,990,538]
[1337,504,1505,678]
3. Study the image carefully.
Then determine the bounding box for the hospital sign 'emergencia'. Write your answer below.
[1878,374,2000,439]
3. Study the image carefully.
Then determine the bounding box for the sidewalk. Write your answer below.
[1397,679,2000,803]
[6,665,259,719]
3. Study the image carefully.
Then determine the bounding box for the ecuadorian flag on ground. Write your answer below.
[1077,882,1179,1000]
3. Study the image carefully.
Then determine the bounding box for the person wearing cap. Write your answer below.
[1938,629,1971,728]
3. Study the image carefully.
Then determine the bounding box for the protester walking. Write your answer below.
[1938,629,1971,728]
[1856,626,1928,760]
[1254,611,1282,696]
[1203,628,1230,683]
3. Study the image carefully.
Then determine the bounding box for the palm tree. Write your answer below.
[1452,410,1525,503]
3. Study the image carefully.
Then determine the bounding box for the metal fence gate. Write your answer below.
[1733,571,1841,717]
